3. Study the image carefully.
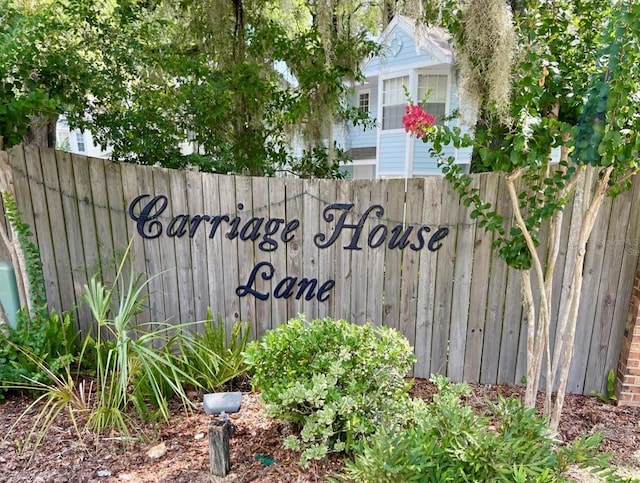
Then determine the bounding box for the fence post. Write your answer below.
[616,257,640,406]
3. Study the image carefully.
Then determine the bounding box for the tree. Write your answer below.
[0,1,150,151]
[407,0,640,431]
[1,0,379,177]
[156,0,379,175]
[0,1,65,149]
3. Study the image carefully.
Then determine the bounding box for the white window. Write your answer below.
[75,132,86,152]
[344,162,376,179]
[382,76,409,130]
[418,74,448,124]
[358,91,370,114]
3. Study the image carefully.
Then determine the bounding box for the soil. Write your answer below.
[1,378,639,483]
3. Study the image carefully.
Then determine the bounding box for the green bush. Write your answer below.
[0,190,78,399]
[0,309,78,400]
[244,316,417,465]
[343,375,615,482]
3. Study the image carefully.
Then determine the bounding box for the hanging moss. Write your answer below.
[457,0,516,123]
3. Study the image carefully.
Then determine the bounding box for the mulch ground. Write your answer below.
[1,378,639,482]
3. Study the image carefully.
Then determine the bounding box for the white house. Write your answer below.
[56,116,196,161]
[339,16,475,179]
[56,116,111,158]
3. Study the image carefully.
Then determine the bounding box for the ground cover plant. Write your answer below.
[1,312,636,480]
[0,309,77,401]
[2,379,640,481]
[175,308,250,393]
[343,375,615,482]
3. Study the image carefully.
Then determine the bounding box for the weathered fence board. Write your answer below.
[185,170,209,323]
[27,147,61,311]
[252,176,272,337]
[218,175,241,332]
[235,176,256,331]
[480,175,512,384]
[170,170,196,324]
[583,192,630,394]
[88,156,116,287]
[463,174,497,382]
[381,178,405,332]
[349,180,370,325]
[120,162,150,327]
[605,177,640,384]
[448,177,477,381]
[332,179,352,323]
[399,179,424,361]
[365,180,385,327]
[302,179,320,322]
[202,173,225,324]
[4,145,640,394]
[56,151,93,328]
[414,176,443,379]
[317,179,337,321]
[430,181,457,376]
[284,177,304,320]
[268,177,288,330]
[40,148,75,315]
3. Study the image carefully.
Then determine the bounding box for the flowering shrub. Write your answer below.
[244,316,416,466]
[402,103,436,139]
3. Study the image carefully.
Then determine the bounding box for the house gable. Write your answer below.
[363,16,453,77]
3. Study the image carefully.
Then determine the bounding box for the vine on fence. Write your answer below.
[2,191,46,316]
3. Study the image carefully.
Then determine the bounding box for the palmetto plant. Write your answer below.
[175,308,250,393]
[81,255,207,441]
[2,342,89,462]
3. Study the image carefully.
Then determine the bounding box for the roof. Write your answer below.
[361,15,453,72]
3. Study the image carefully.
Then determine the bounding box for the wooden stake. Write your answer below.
[208,418,232,476]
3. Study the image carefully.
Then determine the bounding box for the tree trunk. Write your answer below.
[506,170,551,409]
[507,163,615,432]
[548,166,614,430]
[23,114,57,148]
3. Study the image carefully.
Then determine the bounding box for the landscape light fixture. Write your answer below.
[203,391,242,416]
[203,391,242,477]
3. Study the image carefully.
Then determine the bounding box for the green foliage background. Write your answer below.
[0,0,378,177]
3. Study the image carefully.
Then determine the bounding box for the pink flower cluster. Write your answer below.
[402,104,436,139]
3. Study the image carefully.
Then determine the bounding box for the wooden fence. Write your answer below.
[2,145,640,395]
